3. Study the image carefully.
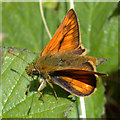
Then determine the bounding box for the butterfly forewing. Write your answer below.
[41,9,86,56]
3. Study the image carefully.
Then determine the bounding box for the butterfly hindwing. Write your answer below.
[51,69,98,96]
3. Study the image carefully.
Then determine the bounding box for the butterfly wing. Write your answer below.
[50,68,107,96]
[51,69,98,96]
[41,9,86,56]
[52,75,96,96]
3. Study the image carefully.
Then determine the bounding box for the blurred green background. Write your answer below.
[2,2,119,118]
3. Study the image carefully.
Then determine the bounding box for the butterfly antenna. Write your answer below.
[8,51,29,65]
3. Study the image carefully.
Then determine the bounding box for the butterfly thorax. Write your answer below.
[25,52,97,79]
[36,52,96,72]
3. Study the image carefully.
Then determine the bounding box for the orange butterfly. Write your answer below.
[25,9,107,102]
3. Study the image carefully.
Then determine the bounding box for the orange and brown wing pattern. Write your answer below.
[41,9,85,56]
[51,69,98,96]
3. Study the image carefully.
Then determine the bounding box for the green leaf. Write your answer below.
[2,2,118,118]
[2,47,77,118]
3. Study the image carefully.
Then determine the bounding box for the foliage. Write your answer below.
[2,2,118,118]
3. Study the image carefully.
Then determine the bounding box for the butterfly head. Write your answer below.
[25,63,40,77]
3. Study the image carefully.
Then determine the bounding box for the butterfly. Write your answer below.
[25,9,107,102]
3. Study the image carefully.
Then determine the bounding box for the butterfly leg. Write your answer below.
[45,78,58,103]
[25,77,34,95]
[37,77,47,103]
[25,85,30,95]
[37,82,46,103]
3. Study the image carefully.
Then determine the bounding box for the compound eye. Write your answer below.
[32,70,39,76]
